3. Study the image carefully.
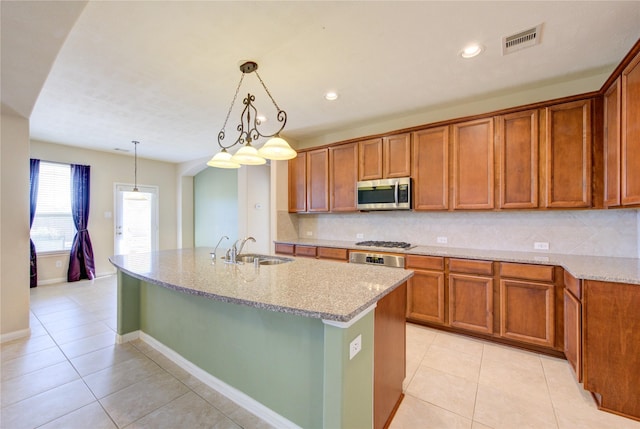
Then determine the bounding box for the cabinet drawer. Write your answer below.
[274,243,294,255]
[449,258,493,275]
[500,263,554,282]
[564,271,582,299]
[406,255,444,271]
[317,247,348,261]
[295,245,317,258]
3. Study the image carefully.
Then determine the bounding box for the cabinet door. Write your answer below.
[499,279,555,347]
[383,133,412,178]
[544,99,592,208]
[604,78,621,207]
[448,273,493,334]
[358,138,383,180]
[329,143,358,212]
[497,110,539,209]
[621,51,640,206]
[583,280,640,419]
[407,270,446,325]
[564,289,582,381]
[374,282,407,429]
[288,152,306,213]
[306,148,329,212]
[412,127,449,210]
[452,118,495,209]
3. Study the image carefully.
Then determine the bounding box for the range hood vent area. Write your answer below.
[502,24,542,55]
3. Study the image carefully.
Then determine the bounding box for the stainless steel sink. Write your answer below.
[223,253,293,265]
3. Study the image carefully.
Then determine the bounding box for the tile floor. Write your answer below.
[1,275,639,429]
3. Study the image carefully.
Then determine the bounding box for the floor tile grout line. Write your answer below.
[469,343,484,427]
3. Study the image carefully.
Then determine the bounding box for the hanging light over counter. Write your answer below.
[207,61,296,169]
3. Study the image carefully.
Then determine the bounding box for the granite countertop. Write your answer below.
[109,247,413,323]
[276,238,640,285]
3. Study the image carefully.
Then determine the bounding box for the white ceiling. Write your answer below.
[2,1,640,163]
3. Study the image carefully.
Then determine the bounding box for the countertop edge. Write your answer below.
[274,239,640,285]
[109,255,414,323]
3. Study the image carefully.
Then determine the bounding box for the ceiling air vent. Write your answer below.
[502,24,542,55]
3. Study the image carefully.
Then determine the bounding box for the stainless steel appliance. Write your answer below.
[349,251,405,268]
[357,177,411,210]
[355,240,413,250]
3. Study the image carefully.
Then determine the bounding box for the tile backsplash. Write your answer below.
[283,209,639,258]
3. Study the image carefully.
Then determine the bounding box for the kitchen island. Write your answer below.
[110,247,412,429]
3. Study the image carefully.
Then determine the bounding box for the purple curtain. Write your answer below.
[30,159,40,288]
[67,164,96,282]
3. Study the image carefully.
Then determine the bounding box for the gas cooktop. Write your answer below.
[355,241,413,249]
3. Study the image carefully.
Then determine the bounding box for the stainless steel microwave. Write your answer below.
[357,177,411,210]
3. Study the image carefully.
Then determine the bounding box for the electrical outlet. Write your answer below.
[349,334,362,360]
[306,231,313,236]
[356,233,364,239]
[55,260,62,268]
[437,236,448,244]
[534,242,549,250]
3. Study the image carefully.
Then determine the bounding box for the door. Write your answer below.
[115,184,159,255]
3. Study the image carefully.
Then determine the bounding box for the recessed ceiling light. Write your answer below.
[257,115,267,123]
[324,91,339,101]
[460,43,484,59]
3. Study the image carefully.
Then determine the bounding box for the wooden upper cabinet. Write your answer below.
[358,134,411,180]
[604,78,621,207]
[497,110,539,209]
[329,143,358,212]
[543,99,592,208]
[621,50,640,206]
[358,138,383,180]
[306,148,329,212]
[288,152,306,213]
[383,133,412,178]
[452,118,495,210]
[412,127,449,210]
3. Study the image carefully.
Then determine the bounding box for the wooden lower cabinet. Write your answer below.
[294,245,317,258]
[499,279,555,347]
[374,282,407,429]
[274,243,294,255]
[583,280,640,420]
[406,255,446,325]
[316,246,348,261]
[563,288,582,381]
[448,273,494,334]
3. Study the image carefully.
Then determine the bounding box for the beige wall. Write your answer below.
[1,113,31,340]
[30,140,178,282]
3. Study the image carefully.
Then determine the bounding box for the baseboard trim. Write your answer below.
[116,330,140,344]
[135,331,301,429]
[1,328,31,343]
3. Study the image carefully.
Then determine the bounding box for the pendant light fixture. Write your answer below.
[207,61,297,169]
[132,140,140,191]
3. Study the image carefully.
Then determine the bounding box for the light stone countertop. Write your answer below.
[277,238,640,285]
[109,247,413,322]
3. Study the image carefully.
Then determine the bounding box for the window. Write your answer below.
[31,162,76,252]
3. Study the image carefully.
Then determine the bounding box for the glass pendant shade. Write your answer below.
[258,136,297,160]
[207,149,240,169]
[231,144,266,165]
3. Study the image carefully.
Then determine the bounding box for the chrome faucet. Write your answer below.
[234,236,256,255]
[211,235,228,261]
[225,236,255,264]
